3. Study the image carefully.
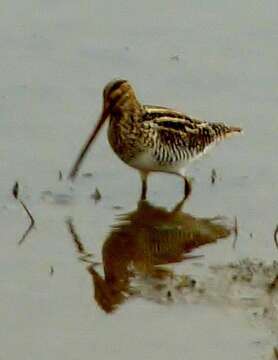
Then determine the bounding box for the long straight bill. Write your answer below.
[68,107,109,179]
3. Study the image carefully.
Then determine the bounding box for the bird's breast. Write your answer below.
[107,116,143,164]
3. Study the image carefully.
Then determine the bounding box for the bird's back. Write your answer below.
[130,105,242,175]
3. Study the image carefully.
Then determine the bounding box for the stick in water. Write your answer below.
[274,225,278,250]
[13,181,35,245]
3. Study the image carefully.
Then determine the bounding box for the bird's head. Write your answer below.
[68,79,138,179]
[102,79,138,116]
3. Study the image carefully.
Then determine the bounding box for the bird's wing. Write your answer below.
[143,105,205,128]
[142,105,237,157]
[143,104,214,141]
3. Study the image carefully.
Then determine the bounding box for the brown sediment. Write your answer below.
[12,181,35,245]
[268,275,278,293]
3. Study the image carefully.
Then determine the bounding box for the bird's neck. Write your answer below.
[108,98,142,158]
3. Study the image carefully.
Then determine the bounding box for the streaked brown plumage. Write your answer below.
[69,79,242,199]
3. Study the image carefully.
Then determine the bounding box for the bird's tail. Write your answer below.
[223,126,243,139]
[211,123,243,139]
[229,126,243,134]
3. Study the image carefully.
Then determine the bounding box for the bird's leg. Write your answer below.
[172,197,186,213]
[183,176,192,200]
[172,177,191,213]
[140,171,148,200]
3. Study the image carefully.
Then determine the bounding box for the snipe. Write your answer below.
[69,79,242,199]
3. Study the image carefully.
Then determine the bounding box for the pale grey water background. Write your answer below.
[0,1,278,359]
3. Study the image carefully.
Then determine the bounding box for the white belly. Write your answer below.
[128,150,189,176]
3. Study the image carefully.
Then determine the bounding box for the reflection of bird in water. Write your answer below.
[69,79,242,199]
[84,200,231,313]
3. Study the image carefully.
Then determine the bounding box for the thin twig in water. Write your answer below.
[17,208,35,245]
[91,188,102,203]
[66,217,85,253]
[211,168,217,184]
[12,182,35,245]
[274,225,278,250]
[232,216,238,249]
[12,182,19,198]
[66,218,96,264]
[82,172,93,178]
[50,266,54,276]
[18,199,35,226]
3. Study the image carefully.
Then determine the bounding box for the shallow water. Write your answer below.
[1,1,278,359]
